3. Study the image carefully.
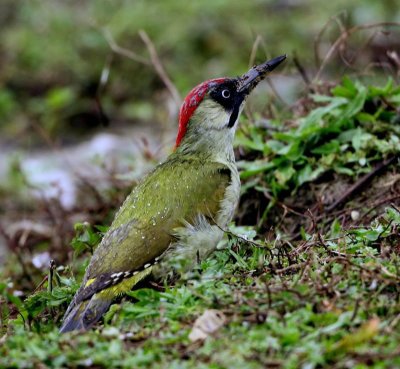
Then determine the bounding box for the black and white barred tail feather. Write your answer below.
[60,265,154,333]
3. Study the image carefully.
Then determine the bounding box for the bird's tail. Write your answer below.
[59,292,113,333]
[59,266,153,333]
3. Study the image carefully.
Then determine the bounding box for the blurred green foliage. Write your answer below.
[1,2,400,368]
[0,0,399,144]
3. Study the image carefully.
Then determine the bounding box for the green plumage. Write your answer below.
[87,154,231,277]
[60,152,232,332]
[59,54,285,332]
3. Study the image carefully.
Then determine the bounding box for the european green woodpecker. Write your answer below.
[60,55,286,332]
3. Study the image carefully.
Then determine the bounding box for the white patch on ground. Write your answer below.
[1,127,166,210]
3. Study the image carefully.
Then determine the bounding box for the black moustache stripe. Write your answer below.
[228,105,240,128]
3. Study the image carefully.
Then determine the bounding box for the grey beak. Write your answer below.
[237,54,286,94]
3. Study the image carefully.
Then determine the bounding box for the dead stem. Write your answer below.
[314,22,400,81]
[139,30,181,107]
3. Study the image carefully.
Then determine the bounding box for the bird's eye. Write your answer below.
[221,89,230,99]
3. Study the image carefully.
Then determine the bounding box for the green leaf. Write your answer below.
[311,140,340,155]
[341,82,367,119]
[296,165,324,186]
[335,166,354,176]
[351,128,374,151]
[238,160,275,179]
[46,87,75,110]
[275,164,295,185]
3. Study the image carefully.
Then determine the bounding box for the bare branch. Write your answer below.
[248,34,262,68]
[314,22,400,81]
[103,28,150,65]
[139,29,181,107]
[313,11,347,69]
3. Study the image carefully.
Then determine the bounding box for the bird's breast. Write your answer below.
[215,162,240,227]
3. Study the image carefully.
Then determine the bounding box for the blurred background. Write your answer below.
[0,0,399,270]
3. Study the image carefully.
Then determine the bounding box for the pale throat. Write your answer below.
[176,100,242,163]
[177,119,237,163]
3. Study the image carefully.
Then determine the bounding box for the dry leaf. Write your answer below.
[331,317,380,353]
[189,309,226,342]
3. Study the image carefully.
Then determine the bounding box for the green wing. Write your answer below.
[85,154,232,281]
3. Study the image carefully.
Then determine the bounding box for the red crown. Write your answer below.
[175,78,227,148]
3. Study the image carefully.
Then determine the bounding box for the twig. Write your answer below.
[314,22,400,81]
[307,209,346,257]
[223,227,268,250]
[94,54,113,126]
[103,28,150,65]
[104,28,182,111]
[138,29,181,107]
[313,11,347,69]
[356,194,400,224]
[213,221,274,261]
[350,298,360,322]
[48,260,56,293]
[387,50,400,81]
[262,190,309,219]
[388,313,400,330]
[340,30,378,69]
[292,53,311,88]
[242,34,264,123]
[33,275,48,293]
[29,120,60,150]
[326,156,398,212]
[248,34,263,68]
[265,77,287,107]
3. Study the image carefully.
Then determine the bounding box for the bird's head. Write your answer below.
[175,55,286,155]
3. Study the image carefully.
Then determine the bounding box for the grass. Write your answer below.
[1,209,400,368]
[1,4,400,367]
[1,76,400,368]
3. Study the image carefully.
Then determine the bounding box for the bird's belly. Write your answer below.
[152,216,224,279]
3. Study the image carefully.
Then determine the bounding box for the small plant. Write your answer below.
[238,77,399,192]
[70,222,107,257]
